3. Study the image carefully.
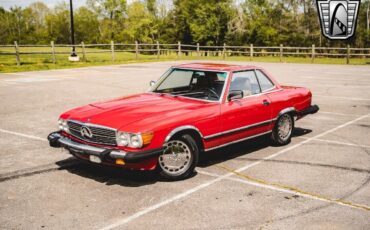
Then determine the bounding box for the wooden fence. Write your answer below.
[1,41,370,66]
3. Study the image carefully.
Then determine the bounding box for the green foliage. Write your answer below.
[45,3,70,44]
[171,0,233,45]
[0,0,369,47]
[122,1,155,43]
[74,7,100,43]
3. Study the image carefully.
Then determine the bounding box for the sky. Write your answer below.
[0,0,87,9]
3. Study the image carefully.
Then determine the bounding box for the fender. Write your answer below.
[164,125,204,143]
[277,107,297,118]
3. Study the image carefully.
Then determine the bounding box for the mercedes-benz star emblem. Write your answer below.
[80,126,93,138]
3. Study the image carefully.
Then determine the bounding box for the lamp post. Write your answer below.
[367,2,369,42]
[68,0,79,61]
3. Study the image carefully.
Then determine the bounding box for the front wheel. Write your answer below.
[271,113,294,145]
[158,134,199,180]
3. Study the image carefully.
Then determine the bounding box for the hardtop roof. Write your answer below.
[173,63,258,72]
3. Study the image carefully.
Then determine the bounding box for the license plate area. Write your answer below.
[89,155,102,163]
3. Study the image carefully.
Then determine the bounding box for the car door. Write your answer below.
[217,70,273,145]
[254,69,283,118]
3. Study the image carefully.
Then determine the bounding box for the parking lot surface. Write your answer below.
[0,61,369,229]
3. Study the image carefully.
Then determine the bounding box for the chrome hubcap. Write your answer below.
[159,140,192,176]
[278,114,292,141]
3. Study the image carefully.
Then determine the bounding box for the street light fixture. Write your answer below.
[68,0,79,61]
[367,1,369,42]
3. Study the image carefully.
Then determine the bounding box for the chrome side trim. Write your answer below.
[204,119,274,140]
[202,106,296,142]
[164,125,204,143]
[204,131,272,152]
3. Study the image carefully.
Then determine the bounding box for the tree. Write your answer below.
[121,1,155,43]
[87,0,126,40]
[0,0,368,48]
[45,3,70,44]
[171,0,233,45]
[74,7,100,43]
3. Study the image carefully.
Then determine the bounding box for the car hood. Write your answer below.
[61,93,217,131]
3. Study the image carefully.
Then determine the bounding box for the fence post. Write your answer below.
[346,45,350,64]
[197,43,200,57]
[280,44,283,62]
[156,41,160,59]
[14,41,20,66]
[111,40,115,62]
[223,43,226,60]
[51,41,56,64]
[250,44,253,61]
[81,42,86,61]
[135,41,139,59]
[177,41,181,58]
[311,44,315,63]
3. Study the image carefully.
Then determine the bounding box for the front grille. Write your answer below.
[67,120,117,146]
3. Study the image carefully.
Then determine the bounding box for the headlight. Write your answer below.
[58,119,69,133]
[130,134,143,148]
[116,131,153,148]
[117,132,130,146]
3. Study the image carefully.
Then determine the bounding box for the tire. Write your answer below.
[158,134,199,181]
[271,113,294,146]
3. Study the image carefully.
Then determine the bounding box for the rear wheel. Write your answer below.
[158,134,199,180]
[271,113,294,145]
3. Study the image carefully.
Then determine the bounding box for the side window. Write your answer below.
[255,70,274,92]
[230,71,261,97]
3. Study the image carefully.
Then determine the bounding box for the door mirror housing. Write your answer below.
[228,90,243,101]
[150,80,156,87]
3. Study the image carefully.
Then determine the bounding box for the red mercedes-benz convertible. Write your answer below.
[48,63,319,180]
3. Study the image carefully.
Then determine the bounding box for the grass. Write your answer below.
[1,46,369,73]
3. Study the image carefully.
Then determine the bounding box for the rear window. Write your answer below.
[255,70,274,92]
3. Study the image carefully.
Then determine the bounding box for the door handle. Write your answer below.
[262,100,270,106]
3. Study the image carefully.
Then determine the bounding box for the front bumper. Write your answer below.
[48,132,163,163]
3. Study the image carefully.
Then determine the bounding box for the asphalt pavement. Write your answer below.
[0,61,369,229]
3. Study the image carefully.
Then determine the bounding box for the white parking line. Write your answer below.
[0,128,46,142]
[99,113,369,230]
[282,83,370,88]
[197,170,370,212]
[301,76,370,82]
[319,111,362,117]
[315,95,370,101]
[298,137,370,149]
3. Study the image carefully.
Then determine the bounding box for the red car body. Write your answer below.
[48,63,318,171]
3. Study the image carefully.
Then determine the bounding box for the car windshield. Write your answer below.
[152,68,227,101]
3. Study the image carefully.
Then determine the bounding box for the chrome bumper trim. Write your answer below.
[57,135,126,159]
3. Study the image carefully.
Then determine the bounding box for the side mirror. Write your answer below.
[228,90,243,101]
[150,80,156,87]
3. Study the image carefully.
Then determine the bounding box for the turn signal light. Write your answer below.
[141,132,154,145]
[116,159,125,165]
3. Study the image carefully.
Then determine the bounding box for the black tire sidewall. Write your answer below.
[272,114,294,145]
[159,134,199,181]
